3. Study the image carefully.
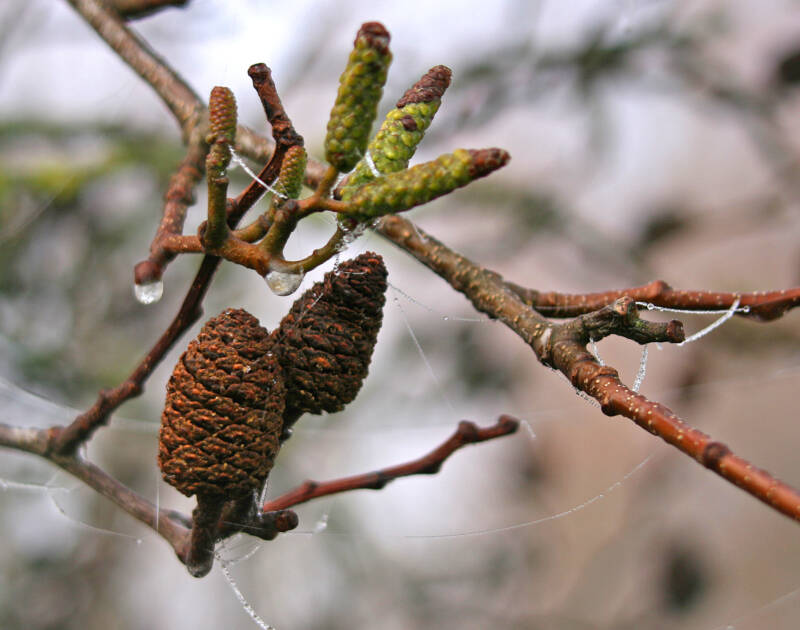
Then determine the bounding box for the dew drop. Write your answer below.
[265,270,304,296]
[134,280,164,305]
[313,512,329,534]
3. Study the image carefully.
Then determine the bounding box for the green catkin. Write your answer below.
[272,145,307,201]
[341,65,452,198]
[324,22,392,173]
[345,148,510,219]
[206,86,237,174]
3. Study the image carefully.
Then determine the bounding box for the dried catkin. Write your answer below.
[271,252,387,426]
[158,308,285,499]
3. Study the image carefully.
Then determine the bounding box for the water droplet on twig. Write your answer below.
[265,270,304,296]
[134,280,164,304]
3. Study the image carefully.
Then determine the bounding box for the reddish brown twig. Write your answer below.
[376,214,800,524]
[262,416,520,512]
[135,63,307,281]
[134,138,206,285]
[52,254,220,455]
[229,64,304,222]
[507,279,800,322]
[540,303,800,521]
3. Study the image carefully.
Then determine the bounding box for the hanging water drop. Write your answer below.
[313,512,329,534]
[265,270,304,296]
[134,279,164,305]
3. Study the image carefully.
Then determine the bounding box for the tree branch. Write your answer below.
[52,253,220,455]
[376,215,800,523]
[262,416,520,512]
[0,422,190,557]
[64,0,274,163]
[2,415,520,572]
[506,279,800,322]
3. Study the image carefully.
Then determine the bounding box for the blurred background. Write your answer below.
[2,0,800,628]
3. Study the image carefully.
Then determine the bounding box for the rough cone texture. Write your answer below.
[271,252,387,424]
[158,309,285,498]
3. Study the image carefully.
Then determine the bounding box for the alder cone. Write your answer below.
[158,309,285,499]
[272,252,387,423]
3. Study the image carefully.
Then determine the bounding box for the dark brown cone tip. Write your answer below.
[468,148,511,178]
[158,308,285,499]
[396,65,452,108]
[357,22,390,52]
[272,252,388,421]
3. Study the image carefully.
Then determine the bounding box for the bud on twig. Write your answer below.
[208,86,237,149]
[272,145,307,202]
[344,148,510,218]
[325,22,392,173]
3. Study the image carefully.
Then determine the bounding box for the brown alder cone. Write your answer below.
[271,252,388,427]
[158,308,285,498]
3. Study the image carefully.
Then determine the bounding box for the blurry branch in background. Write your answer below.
[1,0,800,580]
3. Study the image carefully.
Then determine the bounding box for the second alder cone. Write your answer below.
[271,251,388,427]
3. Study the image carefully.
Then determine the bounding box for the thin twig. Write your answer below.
[134,137,207,284]
[506,279,800,322]
[230,64,303,221]
[262,416,520,512]
[53,254,221,454]
[1,415,519,573]
[0,422,190,556]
